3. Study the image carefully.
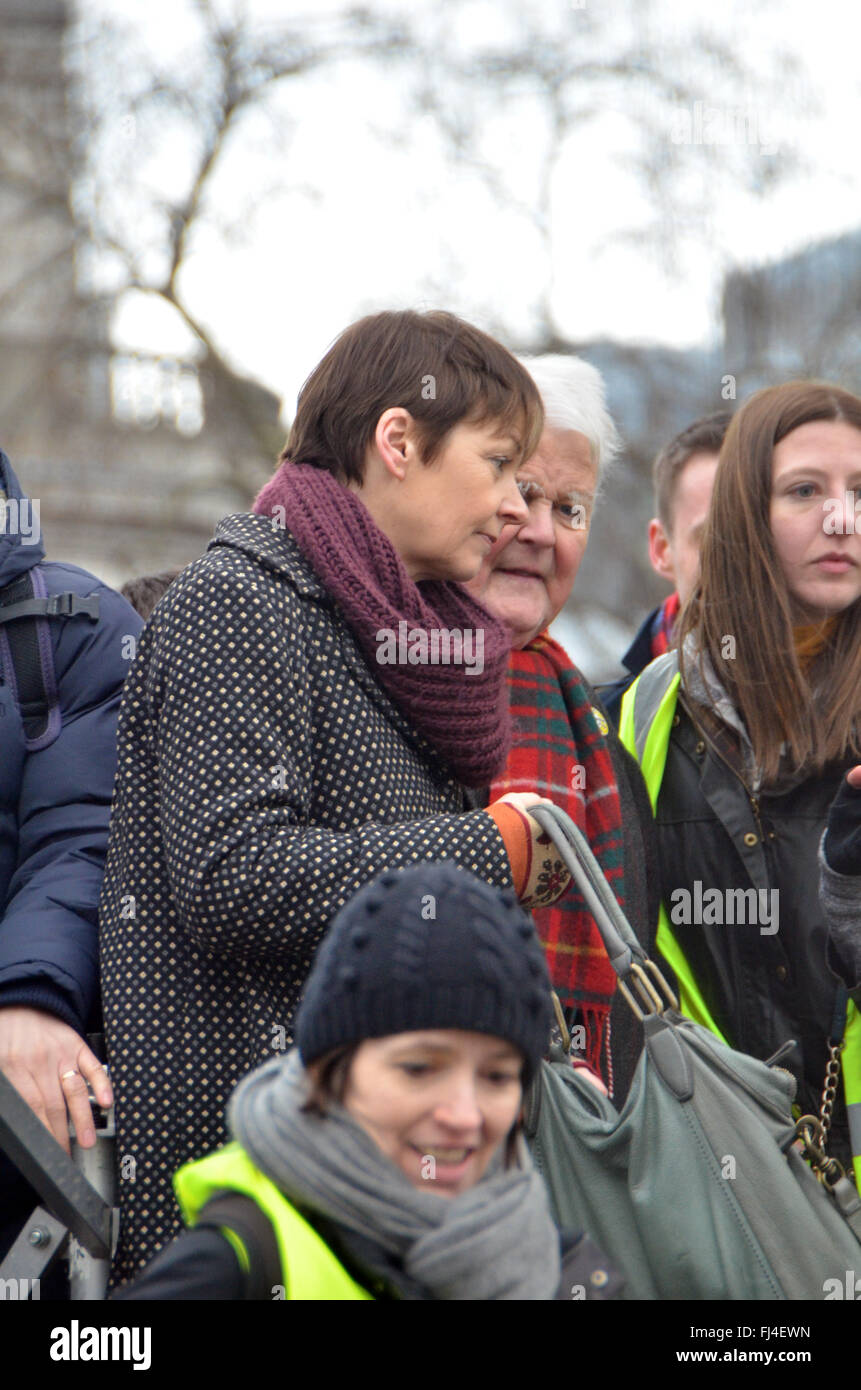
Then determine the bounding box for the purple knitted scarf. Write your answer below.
[253,461,511,787]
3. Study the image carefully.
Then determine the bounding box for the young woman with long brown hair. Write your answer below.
[620,380,861,1185]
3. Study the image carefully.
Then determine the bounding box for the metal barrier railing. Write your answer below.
[0,1035,116,1300]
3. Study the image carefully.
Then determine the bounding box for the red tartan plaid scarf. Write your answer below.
[651,591,681,658]
[489,631,626,1082]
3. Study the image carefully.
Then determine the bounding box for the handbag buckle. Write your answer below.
[618,959,679,1021]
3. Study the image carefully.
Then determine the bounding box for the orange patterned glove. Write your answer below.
[485,798,571,908]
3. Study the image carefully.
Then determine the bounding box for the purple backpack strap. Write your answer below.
[0,567,99,751]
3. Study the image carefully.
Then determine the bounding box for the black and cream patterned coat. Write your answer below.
[99,513,512,1285]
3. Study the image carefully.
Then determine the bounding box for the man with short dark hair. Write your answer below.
[601,412,731,725]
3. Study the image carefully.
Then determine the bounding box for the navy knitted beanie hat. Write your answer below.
[296,862,552,1080]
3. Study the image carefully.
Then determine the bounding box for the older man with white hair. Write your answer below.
[468,355,661,1102]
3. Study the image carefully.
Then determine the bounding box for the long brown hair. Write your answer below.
[677,380,861,782]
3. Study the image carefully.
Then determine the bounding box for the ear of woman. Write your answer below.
[369,407,414,482]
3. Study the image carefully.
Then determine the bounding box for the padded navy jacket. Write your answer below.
[0,453,142,1034]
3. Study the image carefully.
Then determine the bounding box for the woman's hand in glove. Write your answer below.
[485,793,572,907]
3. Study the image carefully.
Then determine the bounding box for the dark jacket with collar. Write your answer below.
[656,691,852,1165]
[111,1200,624,1301]
[99,513,514,1288]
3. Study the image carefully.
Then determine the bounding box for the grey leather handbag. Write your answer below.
[524,803,861,1301]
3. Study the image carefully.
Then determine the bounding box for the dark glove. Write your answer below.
[824,773,861,875]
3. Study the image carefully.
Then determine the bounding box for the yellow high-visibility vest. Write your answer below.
[174,1143,374,1300]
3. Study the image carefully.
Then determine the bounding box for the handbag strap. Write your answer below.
[531,802,678,1020]
[816,984,849,1155]
[196,1192,282,1300]
[796,985,849,1176]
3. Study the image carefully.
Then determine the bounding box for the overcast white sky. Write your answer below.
[82,0,861,422]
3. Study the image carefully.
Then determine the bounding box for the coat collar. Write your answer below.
[209,512,328,600]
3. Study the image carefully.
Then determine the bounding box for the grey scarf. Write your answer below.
[228,1050,560,1300]
[681,634,764,791]
[681,634,820,795]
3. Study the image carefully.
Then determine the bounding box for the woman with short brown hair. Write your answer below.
[99,309,567,1287]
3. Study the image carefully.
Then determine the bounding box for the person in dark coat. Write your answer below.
[112,864,623,1301]
[600,411,730,726]
[0,451,142,1274]
[466,355,661,1104]
[99,310,573,1287]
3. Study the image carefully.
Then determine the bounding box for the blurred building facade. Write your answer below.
[2,1,859,670]
[563,229,861,677]
[0,0,279,589]
[722,228,861,396]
